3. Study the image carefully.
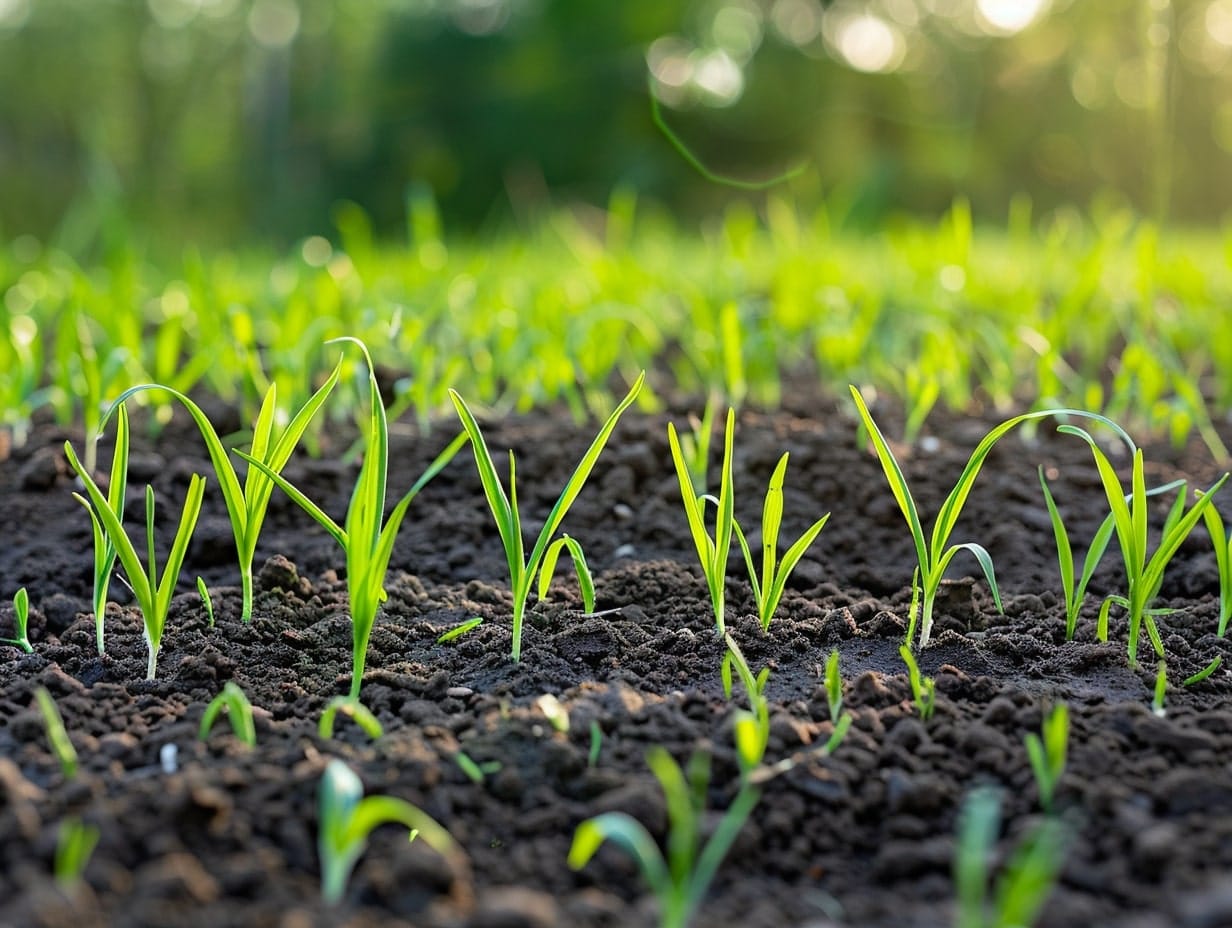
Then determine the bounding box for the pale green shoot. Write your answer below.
[318,758,462,905]
[82,403,129,654]
[899,645,936,721]
[954,787,1069,928]
[1058,425,1229,666]
[455,752,501,783]
[822,649,854,754]
[568,748,760,928]
[238,337,465,698]
[1038,468,1115,641]
[197,577,215,628]
[588,720,603,768]
[734,451,830,632]
[1197,491,1231,636]
[1183,655,1222,686]
[319,696,384,740]
[676,395,718,496]
[449,372,643,661]
[1152,660,1168,717]
[103,357,342,623]
[1024,703,1068,813]
[65,442,205,680]
[1,587,33,653]
[34,686,79,780]
[850,386,1133,649]
[437,616,483,644]
[198,681,257,747]
[54,817,100,889]
[668,407,735,635]
[721,633,771,778]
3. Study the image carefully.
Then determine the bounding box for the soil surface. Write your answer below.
[3,382,1232,928]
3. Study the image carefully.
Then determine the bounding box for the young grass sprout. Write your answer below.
[83,403,128,654]
[317,758,463,905]
[721,633,771,777]
[1058,425,1229,666]
[104,357,343,623]
[668,407,735,635]
[2,587,33,653]
[899,645,936,721]
[1038,468,1115,641]
[319,696,384,740]
[449,371,643,661]
[34,687,79,780]
[239,337,465,698]
[1198,490,1231,636]
[198,681,257,747]
[65,442,205,680]
[197,577,215,628]
[1024,703,1068,813]
[850,387,1133,649]
[568,747,760,928]
[734,451,830,633]
[54,817,100,890]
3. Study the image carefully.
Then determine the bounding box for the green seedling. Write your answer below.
[569,747,761,928]
[954,787,1069,928]
[437,616,482,644]
[734,451,830,633]
[1,587,33,653]
[1039,468,1116,640]
[1183,655,1222,686]
[319,696,384,740]
[1024,703,1068,813]
[721,633,771,777]
[588,720,603,768]
[449,372,643,661]
[899,645,936,721]
[536,693,570,733]
[676,395,718,496]
[455,752,501,784]
[64,442,205,680]
[54,817,100,889]
[1059,425,1229,666]
[82,403,129,654]
[668,407,735,635]
[850,387,1132,649]
[822,649,854,755]
[239,338,464,698]
[1197,491,1231,635]
[1152,660,1168,716]
[197,577,215,628]
[34,687,79,780]
[104,357,342,623]
[198,681,257,747]
[317,758,462,905]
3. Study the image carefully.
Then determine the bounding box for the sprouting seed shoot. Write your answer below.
[455,752,501,784]
[1197,489,1231,636]
[1024,703,1068,813]
[850,386,1133,649]
[198,681,257,747]
[54,817,100,889]
[824,649,843,724]
[102,358,342,624]
[1058,425,1229,666]
[668,407,735,636]
[588,720,603,769]
[197,577,215,628]
[1183,655,1223,686]
[1153,660,1168,716]
[733,450,830,633]
[317,758,463,905]
[899,645,936,721]
[65,441,205,681]
[449,371,643,661]
[34,687,79,780]
[82,403,129,655]
[1038,467,1116,641]
[437,616,483,644]
[319,696,384,740]
[721,633,771,777]
[239,337,465,699]
[1,587,33,653]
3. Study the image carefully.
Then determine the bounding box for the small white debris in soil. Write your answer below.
[446,686,474,698]
[920,436,941,454]
[613,503,634,520]
[614,543,636,558]
[160,743,179,775]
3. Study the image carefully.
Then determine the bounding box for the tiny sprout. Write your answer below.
[1,587,33,653]
[198,682,257,747]
[899,645,936,722]
[34,687,79,780]
[438,616,483,644]
[588,720,603,769]
[319,696,384,741]
[197,577,215,628]
[455,752,501,784]
[1024,703,1068,813]
[54,817,100,889]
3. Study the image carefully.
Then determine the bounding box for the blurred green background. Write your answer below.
[0,0,1222,248]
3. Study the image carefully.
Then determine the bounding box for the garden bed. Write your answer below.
[2,385,1231,928]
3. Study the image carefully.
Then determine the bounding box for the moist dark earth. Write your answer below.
[3,381,1232,928]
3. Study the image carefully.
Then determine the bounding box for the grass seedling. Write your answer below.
[676,395,718,496]
[197,577,215,628]
[1039,468,1115,641]
[1024,703,1068,813]
[1152,660,1168,717]
[954,787,1069,928]
[65,442,205,680]
[82,403,128,654]
[900,645,936,722]
[568,747,761,928]
[668,407,735,635]
[1198,491,1231,635]
[105,357,343,623]
[449,371,643,661]
[734,451,830,633]
[455,752,501,784]
[437,616,483,644]
[34,687,79,780]
[54,817,99,890]
[1,587,33,653]
[318,758,462,905]
[850,387,1132,649]
[1184,655,1222,686]
[588,720,603,769]
[198,681,256,747]
[1058,425,1229,666]
[721,634,770,777]
[319,696,384,740]
[240,338,465,698]
[822,648,854,754]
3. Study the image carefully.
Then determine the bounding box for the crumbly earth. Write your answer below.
[2,384,1231,928]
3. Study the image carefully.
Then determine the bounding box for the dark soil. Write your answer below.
[3,384,1232,928]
